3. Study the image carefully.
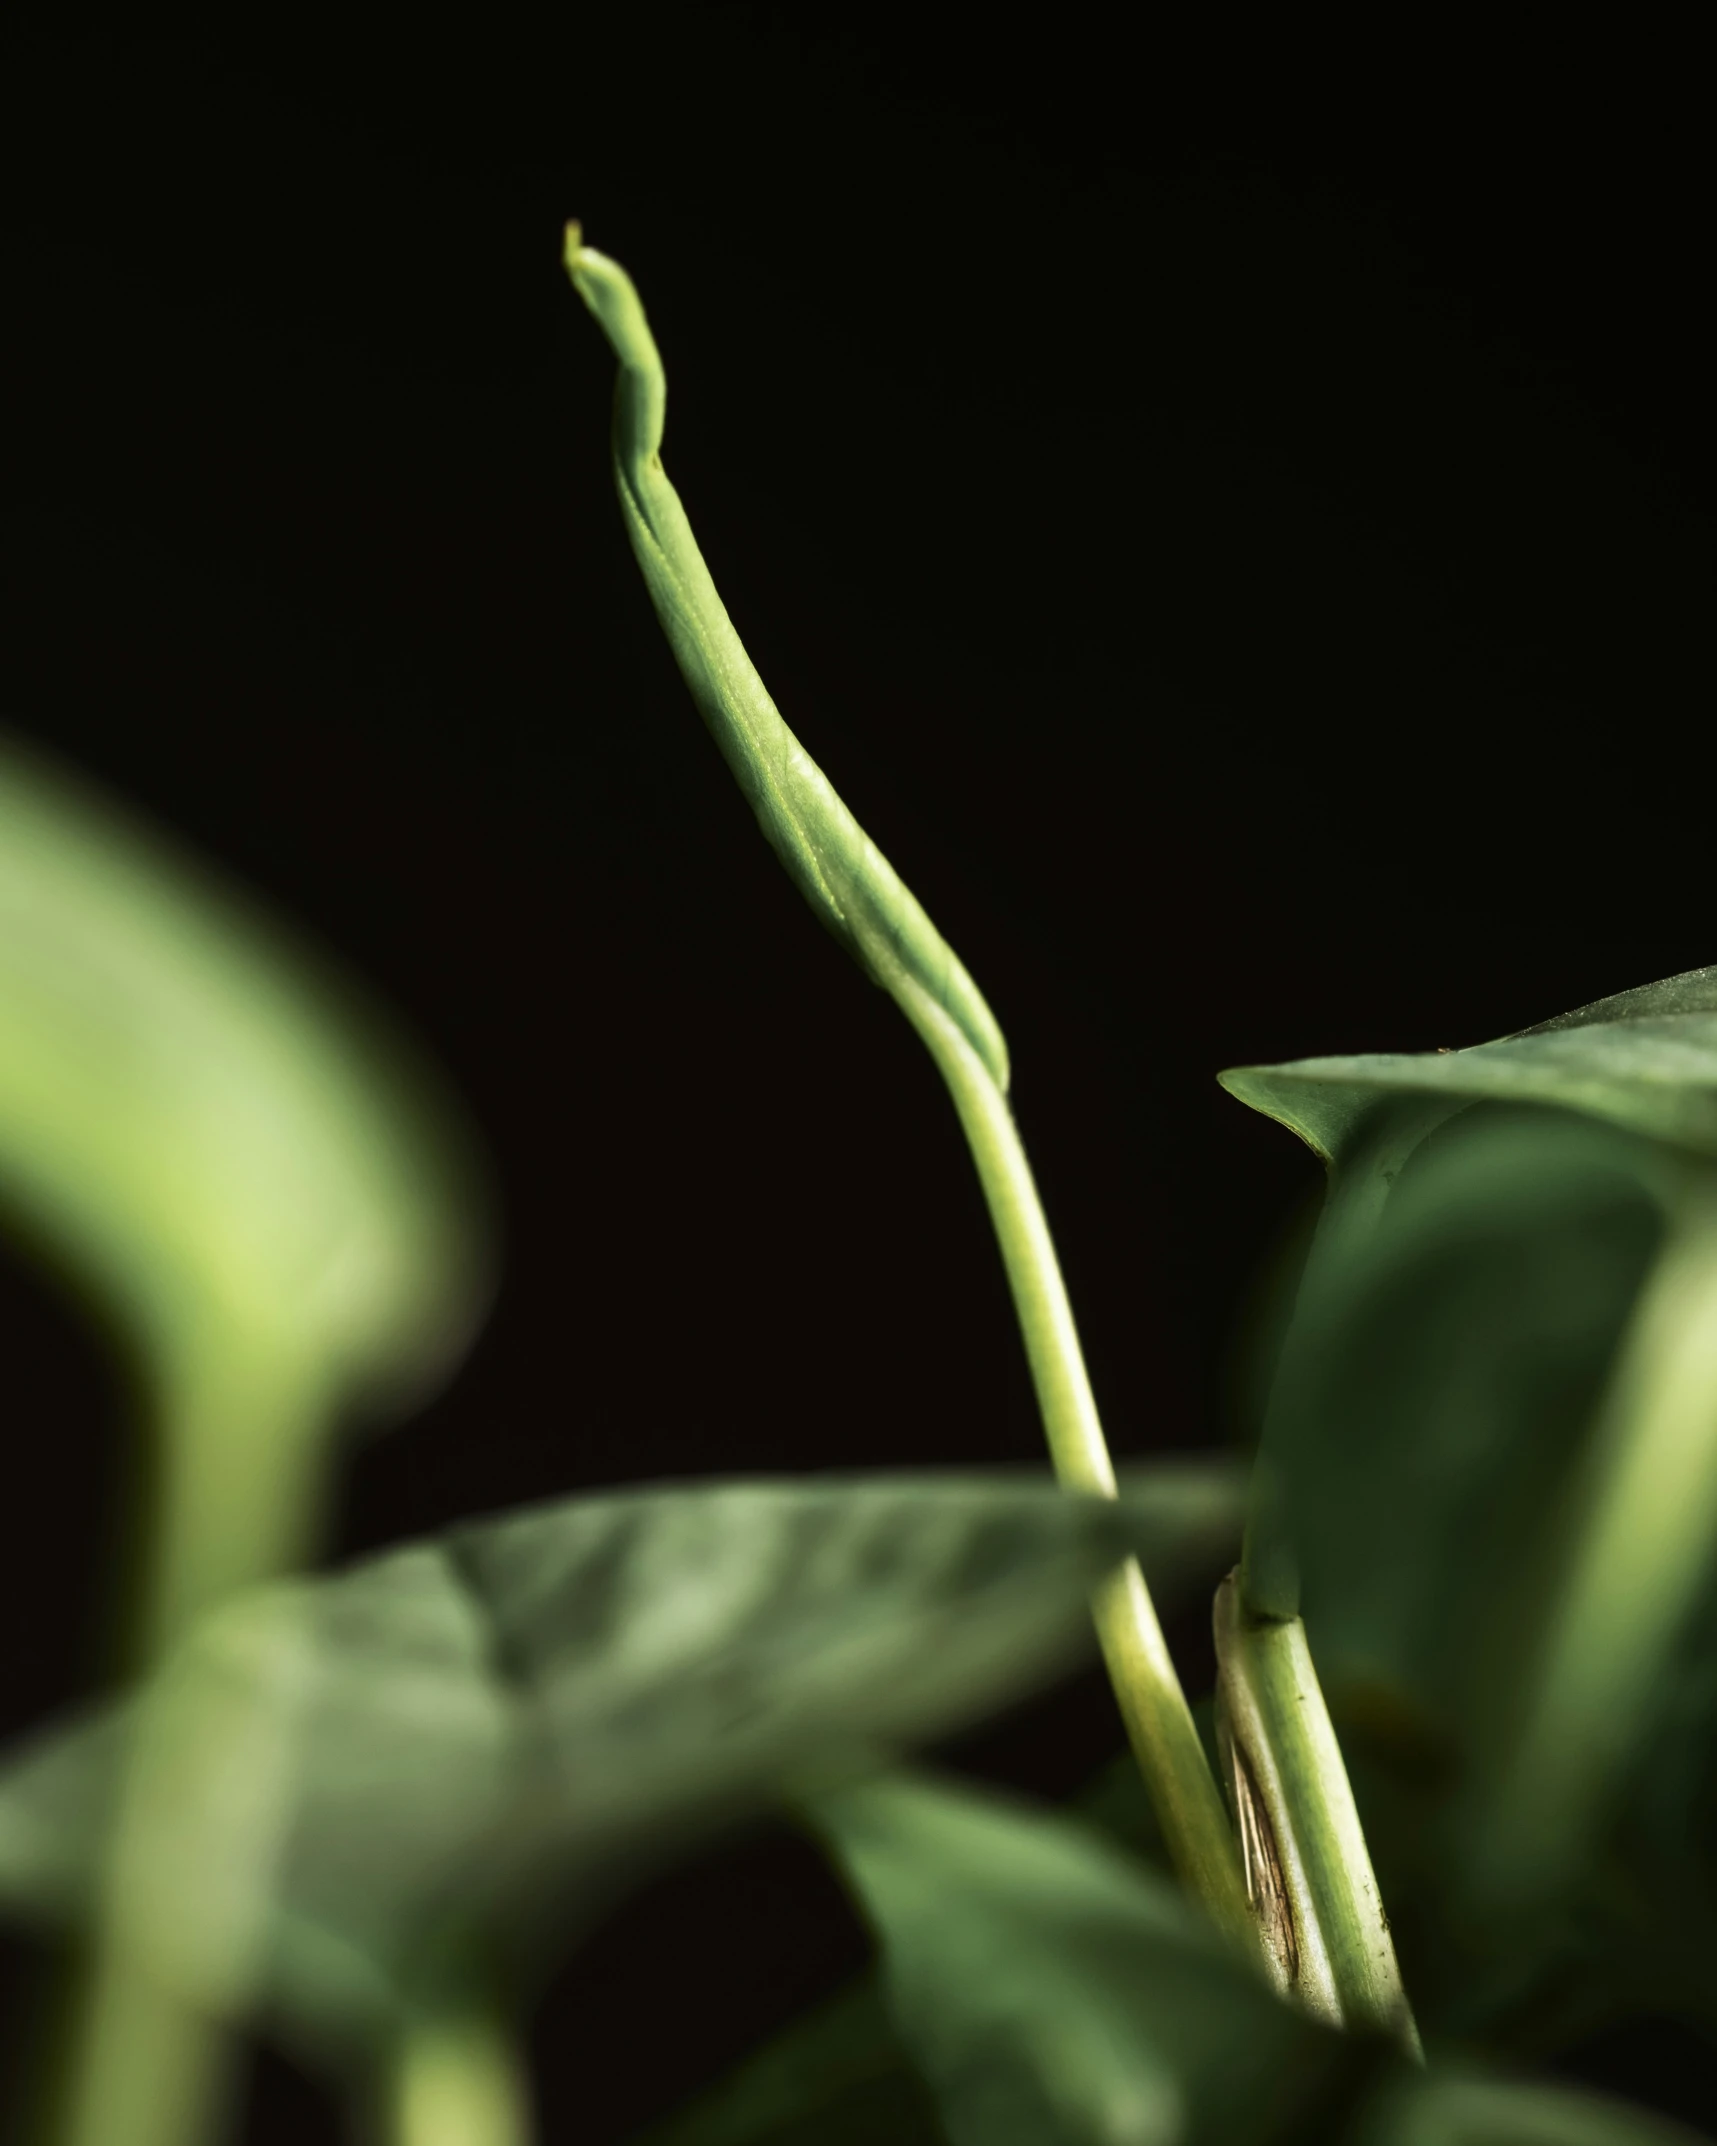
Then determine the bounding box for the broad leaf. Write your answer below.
[807,1767,1380,2146]
[646,1768,1698,2146]
[0,1465,1238,2068]
[0,736,490,1630]
[1219,965,1717,1183]
[1239,1098,1717,2046]
[1220,971,1717,2045]
[629,1731,1192,2146]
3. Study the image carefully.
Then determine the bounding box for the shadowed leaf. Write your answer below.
[808,1768,1376,2146]
[1226,969,1717,2047]
[1355,2070,1707,2146]
[0,1465,1238,2068]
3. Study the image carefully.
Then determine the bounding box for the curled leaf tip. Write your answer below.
[561,219,583,271]
[566,239,1009,1095]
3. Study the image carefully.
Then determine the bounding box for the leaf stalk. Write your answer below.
[563,227,1252,1951]
[1214,1575,1419,2053]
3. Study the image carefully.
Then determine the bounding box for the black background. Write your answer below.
[1,14,1714,2139]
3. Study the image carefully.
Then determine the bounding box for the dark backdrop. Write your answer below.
[1,15,1712,2139]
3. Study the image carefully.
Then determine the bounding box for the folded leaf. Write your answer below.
[563,232,1007,1092]
[0,1465,1238,2067]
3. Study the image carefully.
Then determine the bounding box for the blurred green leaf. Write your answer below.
[628,1722,1200,2146]
[807,1767,1378,2146]
[1259,1109,1662,2022]
[631,1978,943,2146]
[0,1464,1238,2068]
[643,1765,1694,2146]
[0,736,491,1633]
[1603,1515,1717,2034]
[1354,2069,1707,2146]
[0,731,485,1405]
[1264,1109,1667,1765]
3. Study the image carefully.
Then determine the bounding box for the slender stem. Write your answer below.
[140,1344,331,1661]
[45,1344,330,2146]
[896,975,1254,1952]
[565,234,1251,1954]
[48,1959,238,2146]
[387,2013,535,2146]
[1213,1578,1420,2052]
[1485,1188,1717,1904]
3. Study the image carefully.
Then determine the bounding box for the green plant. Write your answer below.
[1,232,1716,2146]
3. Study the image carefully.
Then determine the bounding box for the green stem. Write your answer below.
[896,976,1253,1951]
[139,1346,331,1662]
[48,1958,237,2146]
[387,2013,535,2146]
[1484,1186,1717,1905]
[46,1346,331,2146]
[1213,1576,1419,2052]
[564,230,1252,1953]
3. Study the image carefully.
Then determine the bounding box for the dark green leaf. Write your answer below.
[1220,971,1717,2046]
[0,735,493,1646]
[1243,1099,1717,2042]
[631,1978,943,2146]
[1219,965,1717,1180]
[1268,1110,1667,1746]
[809,1766,1380,2146]
[1355,2069,1706,2146]
[0,1465,1237,2066]
[626,1722,1205,2146]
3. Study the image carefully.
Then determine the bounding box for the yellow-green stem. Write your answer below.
[388,2013,535,2146]
[565,229,1252,1956]
[898,976,1254,1952]
[47,1348,329,2146]
[1213,1577,1420,2052]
